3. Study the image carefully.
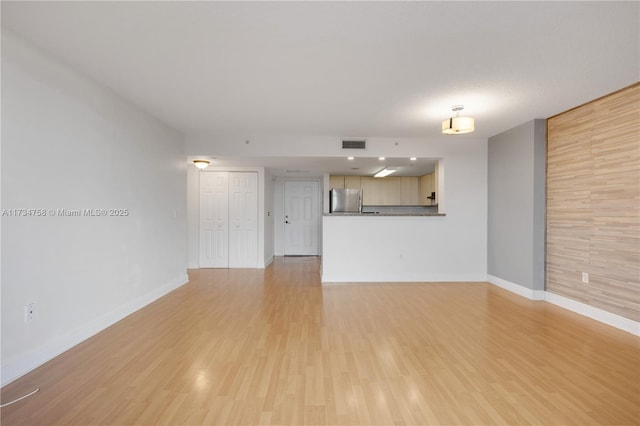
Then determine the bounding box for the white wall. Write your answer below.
[264,169,275,265]
[186,165,200,268]
[1,31,188,385]
[323,216,485,282]
[273,177,286,256]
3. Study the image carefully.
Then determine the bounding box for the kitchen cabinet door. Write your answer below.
[419,173,436,205]
[329,175,345,189]
[344,176,362,190]
[401,177,420,205]
[361,177,381,205]
[380,177,402,205]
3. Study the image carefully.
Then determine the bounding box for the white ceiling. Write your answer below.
[2,1,638,174]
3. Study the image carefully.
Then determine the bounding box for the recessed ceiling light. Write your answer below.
[347,157,354,160]
[410,157,417,161]
[379,157,386,160]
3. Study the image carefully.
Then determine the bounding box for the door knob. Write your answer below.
[285,221,289,224]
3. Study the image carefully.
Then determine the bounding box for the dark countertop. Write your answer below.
[323,212,445,217]
[363,205,438,208]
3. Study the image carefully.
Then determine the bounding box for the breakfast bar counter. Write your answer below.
[321,211,489,284]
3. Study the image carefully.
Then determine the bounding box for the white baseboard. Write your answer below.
[1,273,189,387]
[321,273,489,284]
[487,274,545,300]
[487,275,640,336]
[545,292,640,336]
[320,270,487,284]
[263,255,274,268]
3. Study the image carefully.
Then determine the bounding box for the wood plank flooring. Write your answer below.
[2,256,639,425]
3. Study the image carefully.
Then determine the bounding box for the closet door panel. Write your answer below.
[228,172,258,268]
[199,172,229,267]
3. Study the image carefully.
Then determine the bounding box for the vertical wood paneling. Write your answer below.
[547,83,640,321]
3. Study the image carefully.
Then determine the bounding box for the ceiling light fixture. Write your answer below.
[347,157,355,160]
[193,160,210,170]
[374,167,397,178]
[442,105,474,135]
[410,157,417,161]
[378,157,386,160]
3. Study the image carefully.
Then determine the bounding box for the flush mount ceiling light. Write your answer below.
[442,105,475,135]
[193,160,210,170]
[374,167,397,178]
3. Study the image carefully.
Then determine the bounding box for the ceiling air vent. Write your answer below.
[342,139,366,150]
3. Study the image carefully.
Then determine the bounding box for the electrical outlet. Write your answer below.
[581,272,589,283]
[24,303,36,323]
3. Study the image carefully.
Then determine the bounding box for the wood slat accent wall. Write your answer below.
[547,83,640,321]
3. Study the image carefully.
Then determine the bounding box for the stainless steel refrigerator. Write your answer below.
[330,188,362,213]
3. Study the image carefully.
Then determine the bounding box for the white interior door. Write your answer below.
[284,180,320,255]
[199,172,229,267]
[228,172,258,267]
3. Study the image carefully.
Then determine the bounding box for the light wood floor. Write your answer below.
[2,257,639,425]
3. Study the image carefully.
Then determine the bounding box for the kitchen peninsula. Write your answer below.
[320,166,488,283]
[322,212,459,283]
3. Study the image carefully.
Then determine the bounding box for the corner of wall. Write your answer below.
[488,274,545,300]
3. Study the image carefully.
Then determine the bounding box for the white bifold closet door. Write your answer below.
[200,172,229,268]
[199,171,257,268]
[228,172,258,267]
